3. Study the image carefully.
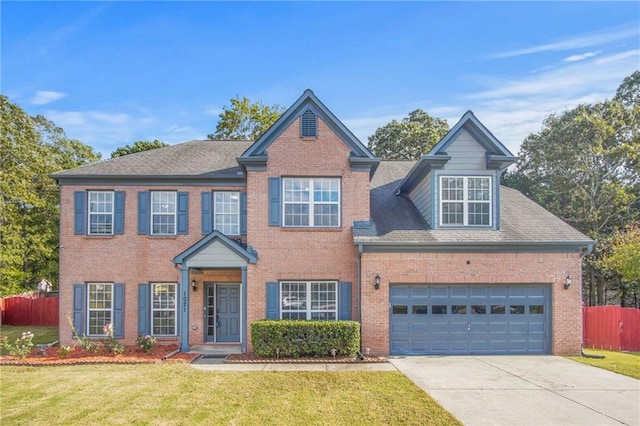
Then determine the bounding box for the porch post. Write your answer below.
[241,266,248,353]
[179,265,190,352]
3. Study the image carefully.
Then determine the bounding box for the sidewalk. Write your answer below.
[190,357,398,372]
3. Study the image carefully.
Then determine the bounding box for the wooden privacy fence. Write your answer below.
[0,296,59,326]
[583,305,640,352]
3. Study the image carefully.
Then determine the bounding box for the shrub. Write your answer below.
[136,335,157,353]
[251,320,360,358]
[1,331,35,359]
[102,323,125,355]
[58,345,72,359]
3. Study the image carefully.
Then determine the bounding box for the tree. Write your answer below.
[367,109,449,160]
[598,222,640,307]
[208,97,285,140]
[0,95,101,295]
[505,72,640,305]
[110,139,169,159]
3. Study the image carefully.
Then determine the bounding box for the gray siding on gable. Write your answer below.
[442,130,486,172]
[408,173,433,227]
[188,240,247,268]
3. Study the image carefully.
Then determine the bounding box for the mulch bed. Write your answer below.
[224,352,388,364]
[0,344,199,366]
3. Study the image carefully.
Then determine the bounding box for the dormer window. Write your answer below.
[440,176,491,226]
[301,109,317,137]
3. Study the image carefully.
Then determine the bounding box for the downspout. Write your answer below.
[357,243,364,359]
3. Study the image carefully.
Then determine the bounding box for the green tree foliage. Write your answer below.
[505,72,640,306]
[598,221,640,307]
[208,97,285,141]
[367,109,449,160]
[110,139,169,159]
[0,95,101,295]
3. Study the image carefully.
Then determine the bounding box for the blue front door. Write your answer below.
[205,283,240,343]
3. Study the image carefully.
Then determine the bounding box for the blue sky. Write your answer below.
[2,1,639,158]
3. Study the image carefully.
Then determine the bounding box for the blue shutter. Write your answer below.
[177,192,189,234]
[201,192,212,234]
[240,192,247,235]
[138,192,149,235]
[113,284,125,338]
[74,191,86,235]
[266,282,279,319]
[138,283,150,336]
[73,284,85,337]
[339,281,352,320]
[268,177,281,226]
[114,191,125,235]
[301,109,317,137]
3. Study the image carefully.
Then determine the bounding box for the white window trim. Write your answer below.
[282,178,341,228]
[87,191,114,235]
[280,281,338,320]
[151,282,177,336]
[150,191,177,235]
[439,176,492,227]
[87,282,113,336]
[214,191,240,235]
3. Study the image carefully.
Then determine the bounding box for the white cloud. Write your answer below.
[493,24,638,58]
[204,107,222,117]
[562,51,599,63]
[29,90,67,105]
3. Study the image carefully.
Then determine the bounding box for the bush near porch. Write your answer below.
[251,320,360,358]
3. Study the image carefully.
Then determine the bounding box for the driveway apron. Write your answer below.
[390,355,640,426]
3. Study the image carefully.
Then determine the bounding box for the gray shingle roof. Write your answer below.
[51,140,252,179]
[355,161,594,246]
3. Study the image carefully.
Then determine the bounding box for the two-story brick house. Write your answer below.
[52,90,594,356]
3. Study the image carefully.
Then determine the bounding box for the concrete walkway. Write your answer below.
[390,355,640,426]
[190,357,397,371]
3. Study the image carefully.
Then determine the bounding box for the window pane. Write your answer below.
[283,178,339,227]
[442,202,464,225]
[412,305,428,314]
[280,281,336,320]
[151,192,176,235]
[88,191,114,235]
[432,305,447,314]
[472,305,486,314]
[392,305,408,314]
[468,203,490,225]
[452,305,466,314]
[152,283,177,335]
[530,305,544,314]
[510,305,525,314]
[491,305,505,314]
[87,283,112,336]
[214,191,240,235]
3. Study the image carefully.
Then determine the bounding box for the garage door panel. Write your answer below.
[390,284,550,355]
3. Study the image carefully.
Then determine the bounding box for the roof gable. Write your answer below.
[396,111,517,194]
[238,89,379,173]
[172,230,258,265]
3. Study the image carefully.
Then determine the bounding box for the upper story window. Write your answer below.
[283,178,340,227]
[301,109,317,137]
[440,176,491,226]
[88,191,114,235]
[151,191,176,235]
[214,191,240,235]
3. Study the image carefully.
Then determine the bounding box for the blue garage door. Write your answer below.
[389,284,550,355]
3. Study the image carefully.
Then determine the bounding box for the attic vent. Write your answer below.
[301,109,317,137]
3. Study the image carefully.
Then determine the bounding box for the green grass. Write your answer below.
[0,325,59,355]
[0,364,461,425]
[569,349,640,380]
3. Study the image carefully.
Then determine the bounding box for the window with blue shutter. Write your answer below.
[201,192,212,234]
[301,109,317,137]
[72,284,85,337]
[268,177,281,226]
[138,191,149,235]
[113,283,125,338]
[114,191,125,235]
[339,282,352,320]
[240,192,247,235]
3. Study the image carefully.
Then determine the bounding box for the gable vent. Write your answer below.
[301,109,317,137]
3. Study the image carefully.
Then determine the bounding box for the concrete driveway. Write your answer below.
[390,356,639,426]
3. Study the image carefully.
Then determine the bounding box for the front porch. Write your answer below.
[172,231,258,353]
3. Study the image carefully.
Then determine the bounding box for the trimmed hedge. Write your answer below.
[251,320,360,358]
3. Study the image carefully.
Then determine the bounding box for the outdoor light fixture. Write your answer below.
[564,275,572,290]
[191,279,198,292]
[374,274,381,290]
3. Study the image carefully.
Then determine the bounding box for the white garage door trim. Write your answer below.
[389,284,551,355]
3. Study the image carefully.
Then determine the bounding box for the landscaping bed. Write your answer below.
[0,344,198,366]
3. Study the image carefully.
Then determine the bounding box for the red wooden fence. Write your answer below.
[0,296,59,326]
[583,306,640,352]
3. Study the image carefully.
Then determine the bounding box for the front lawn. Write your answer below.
[0,364,461,425]
[569,349,640,380]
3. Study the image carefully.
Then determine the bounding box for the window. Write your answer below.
[281,281,337,320]
[152,283,177,336]
[214,192,240,235]
[151,191,176,235]
[440,176,491,226]
[87,283,112,336]
[88,191,113,235]
[301,109,317,137]
[283,178,340,227]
